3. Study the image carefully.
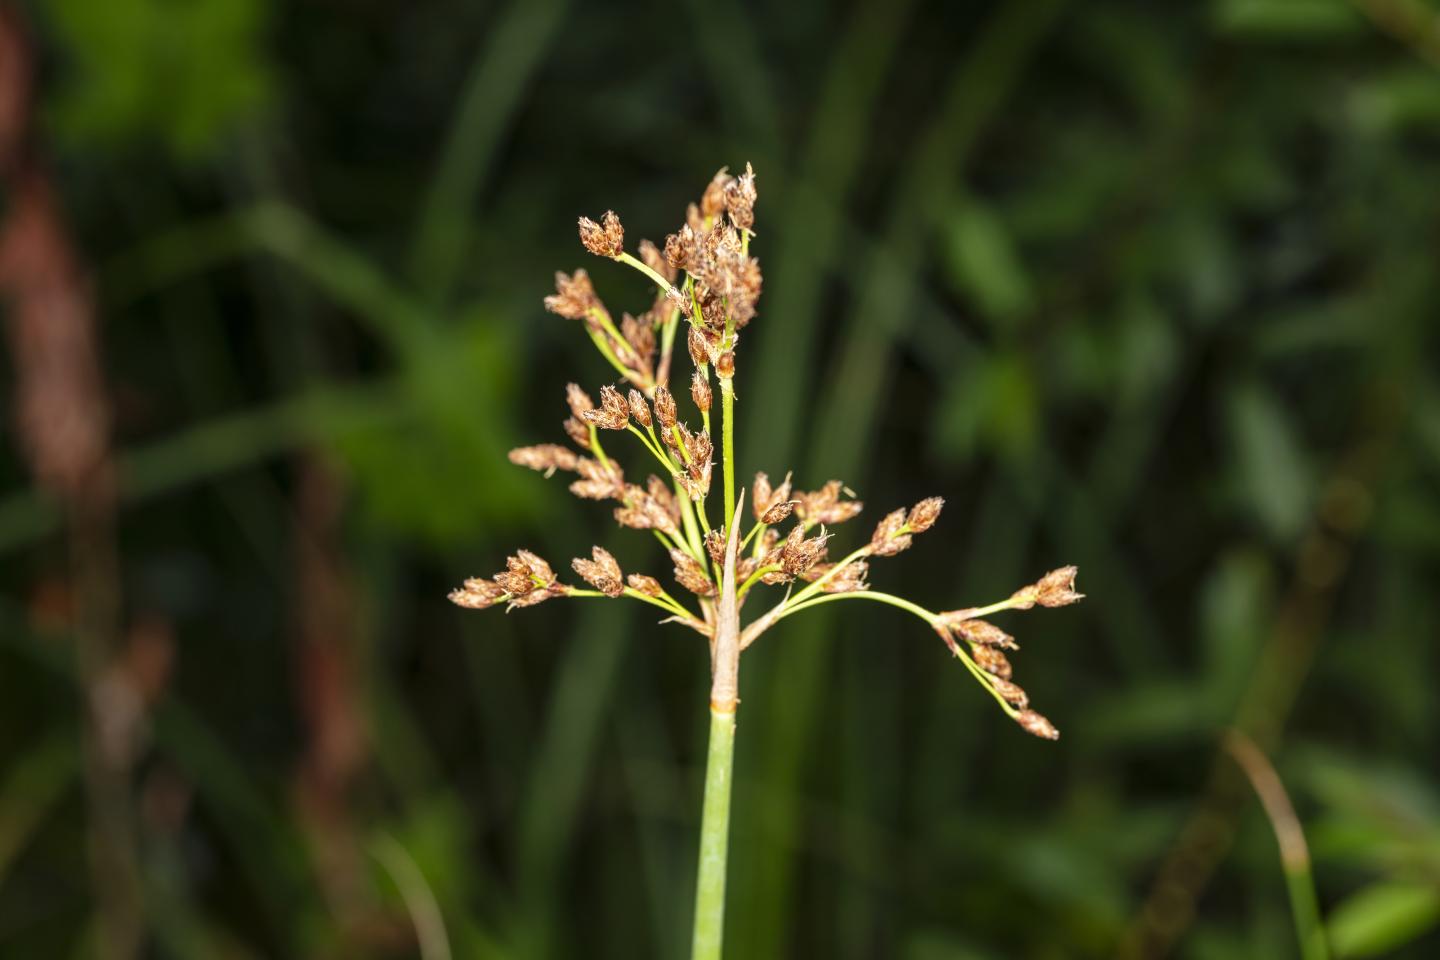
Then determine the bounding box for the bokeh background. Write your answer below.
[2,0,1439,957]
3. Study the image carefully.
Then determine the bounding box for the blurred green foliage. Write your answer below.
[2,0,1439,957]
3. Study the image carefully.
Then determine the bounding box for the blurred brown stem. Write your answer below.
[0,8,140,957]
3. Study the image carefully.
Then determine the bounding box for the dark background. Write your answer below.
[2,0,1439,957]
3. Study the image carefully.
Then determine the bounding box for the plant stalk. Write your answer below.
[691,705,737,960]
[692,489,743,959]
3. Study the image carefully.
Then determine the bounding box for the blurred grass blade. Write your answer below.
[372,833,454,960]
[0,733,76,888]
[1225,730,1331,960]
[409,0,569,303]
[1327,881,1440,957]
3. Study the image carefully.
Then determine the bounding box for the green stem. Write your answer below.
[721,377,736,532]
[616,251,678,298]
[691,706,737,960]
[774,590,1019,716]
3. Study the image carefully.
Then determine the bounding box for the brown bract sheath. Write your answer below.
[710,492,744,713]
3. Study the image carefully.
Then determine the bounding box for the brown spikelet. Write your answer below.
[508,444,579,477]
[579,211,624,257]
[724,162,757,231]
[989,677,1029,708]
[781,525,830,577]
[686,325,707,369]
[544,269,600,319]
[583,384,631,430]
[1016,709,1059,740]
[691,369,713,413]
[621,312,656,367]
[761,499,797,525]
[970,644,1013,680]
[566,383,595,419]
[801,560,869,593]
[701,168,731,220]
[627,573,663,597]
[671,549,714,597]
[664,224,698,272]
[705,529,726,566]
[628,389,652,427]
[906,497,944,533]
[795,480,862,526]
[653,385,678,428]
[572,546,624,597]
[942,618,1018,650]
[514,550,556,585]
[869,509,912,556]
[1035,566,1083,607]
[449,577,506,609]
[563,416,591,449]
[715,350,735,379]
[508,585,563,610]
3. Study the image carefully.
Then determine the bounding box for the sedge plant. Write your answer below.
[449,164,1083,960]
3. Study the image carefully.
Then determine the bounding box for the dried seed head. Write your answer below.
[572,546,624,597]
[584,384,631,430]
[970,644,1013,680]
[579,211,624,258]
[1016,709,1059,741]
[627,573,663,596]
[701,167,732,220]
[989,677,1030,709]
[514,550,555,585]
[752,471,793,521]
[907,497,944,533]
[761,499,797,525]
[671,549,714,597]
[942,618,1017,650]
[753,472,773,516]
[566,383,595,419]
[563,416,590,449]
[653,386,677,428]
[544,269,600,319]
[688,325,709,368]
[507,585,562,610]
[869,508,912,556]
[801,560,869,593]
[647,475,681,525]
[716,350,735,379]
[628,389,652,427]
[570,456,624,500]
[724,162,757,231]
[621,313,656,366]
[1035,566,1083,607]
[691,369,713,413]
[638,238,675,284]
[664,224,698,272]
[1009,565,1084,610]
[781,524,831,577]
[794,480,864,526]
[705,529,726,566]
[493,569,534,596]
[449,577,506,609]
[508,444,579,477]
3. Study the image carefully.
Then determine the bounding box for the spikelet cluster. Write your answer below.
[451,164,1082,739]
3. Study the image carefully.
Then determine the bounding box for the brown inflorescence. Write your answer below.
[453,161,1081,743]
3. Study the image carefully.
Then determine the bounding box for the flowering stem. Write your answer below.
[691,706,735,960]
[720,377,736,533]
[692,493,742,960]
[773,590,1019,717]
[616,251,677,298]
